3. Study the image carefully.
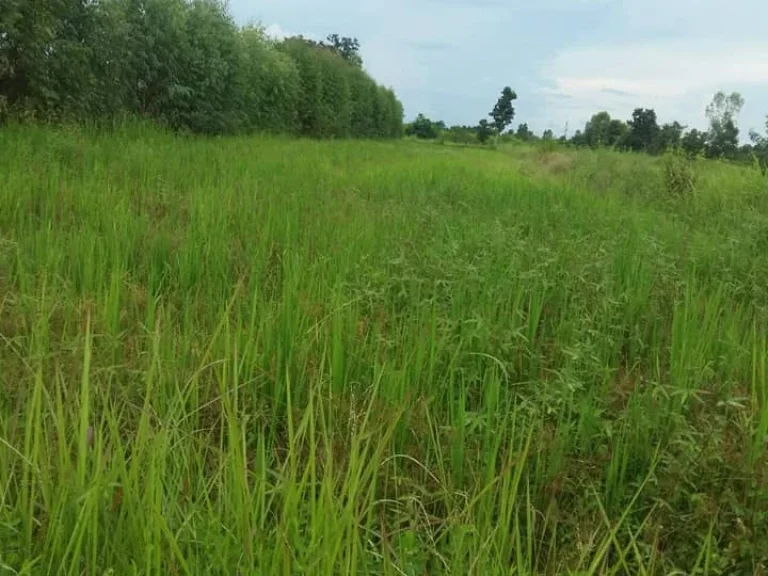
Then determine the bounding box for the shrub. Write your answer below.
[664,148,697,198]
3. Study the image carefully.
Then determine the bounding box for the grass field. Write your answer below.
[1,124,768,574]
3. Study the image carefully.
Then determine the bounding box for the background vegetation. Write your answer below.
[408,90,768,171]
[0,0,403,138]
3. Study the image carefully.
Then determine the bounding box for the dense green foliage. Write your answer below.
[0,0,402,137]
[404,113,445,140]
[2,124,768,573]
[489,86,517,134]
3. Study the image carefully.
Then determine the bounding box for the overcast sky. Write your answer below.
[229,0,768,138]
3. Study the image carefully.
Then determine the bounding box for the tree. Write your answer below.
[238,26,300,133]
[477,119,494,144]
[542,129,554,140]
[749,117,768,171]
[405,113,439,139]
[607,119,629,147]
[175,0,242,134]
[0,0,110,119]
[515,122,534,141]
[584,111,612,148]
[655,121,685,153]
[570,129,587,147]
[681,128,708,158]
[581,112,628,148]
[625,108,660,152]
[705,91,743,159]
[490,86,516,134]
[0,0,404,138]
[324,34,362,68]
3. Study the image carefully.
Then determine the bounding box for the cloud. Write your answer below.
[263,23,289,40]
[228,0,768,135]
[263,23,319,42]
[600,88,636,98]
[538,39,768,132]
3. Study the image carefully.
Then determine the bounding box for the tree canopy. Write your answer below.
[0,1,403,138]
[490,87,517,134]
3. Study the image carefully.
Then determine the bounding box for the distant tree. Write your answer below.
[515,122,534,141]
[581,112,628,148]
[477,119,494,143]
[705,91,743,159]
[681,128,708,158]
[324,34,362,68]
[654,121,685,153]
[625,108,660,152]
[490,87,517,134]
[607,119,629,147]
[584,111,612,148]
[750,118,768,171]
[542,128,554,140]
[568,129,587,146]
[405,113,440,139]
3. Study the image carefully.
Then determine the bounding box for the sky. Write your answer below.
[229,0,768,138]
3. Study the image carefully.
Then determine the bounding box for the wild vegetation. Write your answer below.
[3,1,768,573]
[0,0,402,138]
[1,123,768,574]
[408,90,768,170]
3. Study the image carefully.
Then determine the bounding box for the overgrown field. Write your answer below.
[1,125,768,574]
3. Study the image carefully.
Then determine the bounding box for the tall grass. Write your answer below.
[1,124,767,574]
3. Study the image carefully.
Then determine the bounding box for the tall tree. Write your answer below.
[0,0,404,138]
[582,112,627,148]
[490,86,517,134]
[705,91,743,159]
[625,108,660,152]
[607,119,629,147]
[681,128,708,158]
[655,121,685,153]
[584,111,612,148]
[324,34,362,68]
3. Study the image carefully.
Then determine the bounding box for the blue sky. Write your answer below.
[229,0,768,138]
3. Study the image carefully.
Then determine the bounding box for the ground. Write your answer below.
[1,124,767,574]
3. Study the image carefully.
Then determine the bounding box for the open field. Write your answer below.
[1,125,768,574]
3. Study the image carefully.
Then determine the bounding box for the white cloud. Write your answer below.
[539,39,768,133]
[263,23,289,40]
[263,23,321,42]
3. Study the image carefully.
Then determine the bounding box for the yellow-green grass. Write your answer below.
[1,124,767,574]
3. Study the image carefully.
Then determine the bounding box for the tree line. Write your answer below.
[406,88,768,168]
[0,0,403,138]
[567,92,767,163]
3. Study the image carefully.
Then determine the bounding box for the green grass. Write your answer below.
[1,123,767,574]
